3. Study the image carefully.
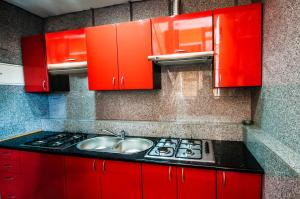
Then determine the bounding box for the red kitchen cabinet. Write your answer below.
[21,35,49,92]
[101,160,142,199]
[117,19,154,90]
[45,29,87,65]
[20,151,65,199]
[65,156,101,199]
[152,11,213,55]
[214,3,262,87]
[177,167,216,199]
[142,164,177,199]
[86,24,119,90]
[217,171,262,199]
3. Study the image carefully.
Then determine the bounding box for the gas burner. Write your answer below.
[22,132,88,150]
[185,148,194,155]
[157,147,171,155]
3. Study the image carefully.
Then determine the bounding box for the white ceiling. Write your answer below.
[4,0,141,18]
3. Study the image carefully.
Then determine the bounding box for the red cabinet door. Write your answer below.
[86,24,119,90]
[65,156,101,199]
[45,29,87,65]
[152,11,213,55]
[217,171,262,199]
[142,164,177,199]
[177,167,216,199]
[20,152,65,199]
[102,160,142,199]
[214,3,262,87]
[21,35,49,92]
[117,19,153,90]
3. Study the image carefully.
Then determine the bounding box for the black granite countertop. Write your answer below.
[0,131,264,174]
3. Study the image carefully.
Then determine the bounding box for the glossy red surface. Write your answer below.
[86,24,119,90]
[152,11,213,55]
[21,35,49,92]
[142,164,177,199]
[20,152,65,199]
[214,3,262,87]
[102,160,142,199]
[45,29,86,64]
[177,167,216,199]
[117,19,153,90]
[217,171,262,199]
[65,156,101,199]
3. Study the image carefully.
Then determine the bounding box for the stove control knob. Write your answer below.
[205,142,209,154]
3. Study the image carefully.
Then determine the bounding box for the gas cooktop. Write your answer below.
[145,138,215,163]
[22,133,88,150]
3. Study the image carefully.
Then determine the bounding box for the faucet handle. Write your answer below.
[119,130,128,139]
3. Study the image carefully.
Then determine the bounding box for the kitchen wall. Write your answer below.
[45,0,252,141]
[0,1,55,139]
[244,0,300,198]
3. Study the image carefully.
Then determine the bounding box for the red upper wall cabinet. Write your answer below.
[21,35,49,92]
[86,19,158,90]
[45,29,87,65]
[86,24,119,90]
[152,11,213,55]
[117,19,153,90]
[214,3,262,87]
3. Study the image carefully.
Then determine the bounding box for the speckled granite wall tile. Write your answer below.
[0,1,43,65]
[64,120,95,134]
[132,0,169,20]
[181,0,235,14]
[96,65,251,124]
[94,120,243,141]
[44,10,92,32]
[94,4,130,25]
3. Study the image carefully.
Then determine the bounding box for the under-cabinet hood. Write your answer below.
[47,61,87,75]
[148,51,214,66]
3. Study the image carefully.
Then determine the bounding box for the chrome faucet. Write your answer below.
[100,129,127,140]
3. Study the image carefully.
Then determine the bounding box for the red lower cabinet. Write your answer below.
[178,167,216,199]
[142,164,177,199]
[217,171,262,199]
[65,156,101,199]
[101,160,142,199]
[20,152,65,199]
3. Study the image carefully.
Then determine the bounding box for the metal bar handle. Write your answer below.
[222,171,226,187]
[112,77,115,86]
[42,80,46,90]
[181,168,185,183]
[102,160,106,172]
[93,160,96,172]
[121,76,124,86]
[168,166,172,181]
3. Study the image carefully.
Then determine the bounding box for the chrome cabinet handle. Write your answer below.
[181,168,185,183]
[222,171,226,187]
[168,166,172,181]
[102,160,106,172]
[121,76,124,86]
[93,160,96,172]
[65,58,76,61]
[42,80,46,90]
[175,49,186,53]
[112,77,115,86]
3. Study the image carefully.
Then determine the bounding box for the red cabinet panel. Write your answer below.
[86,24,119,90]
[214,3,262,87]
[142,164,177,199]
[152,11,213,55]
[65,156,101,199]
[45,29,87,65]
[117,19,153,90]
[177,167,216,199]
[20,152,65,199]
[217,171,262,199]
[102,160,142,199]
[21,35,49,92]
[0,173,24,199]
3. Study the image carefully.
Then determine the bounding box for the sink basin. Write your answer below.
[76,136,153,154]
[112,138,154,154]
[76,136,122,150]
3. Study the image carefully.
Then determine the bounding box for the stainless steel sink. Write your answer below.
[76,136,153,154]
